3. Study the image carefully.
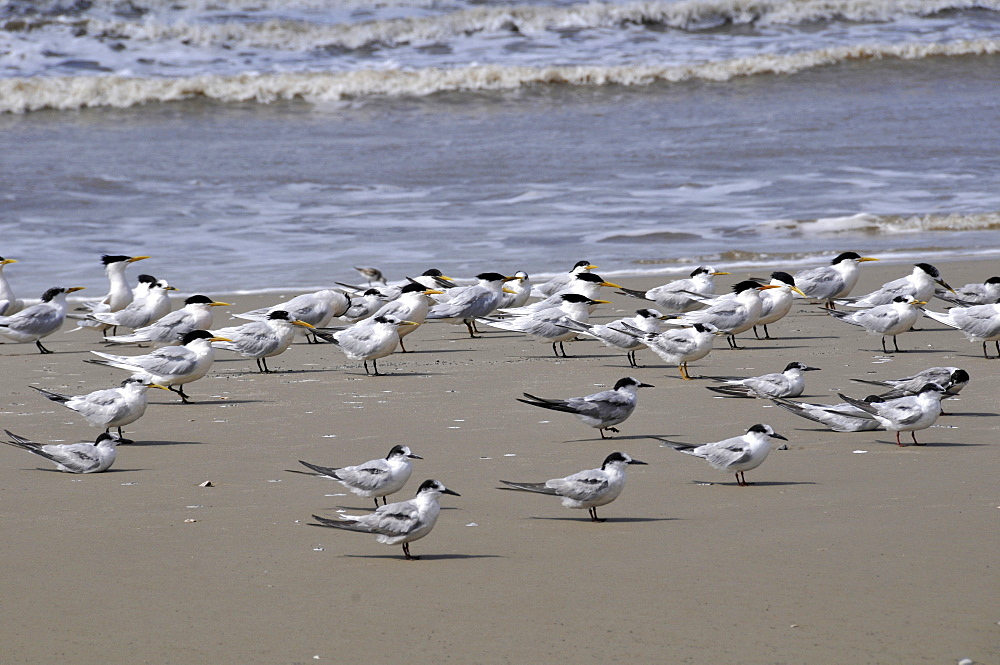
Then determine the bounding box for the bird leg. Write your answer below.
[402,543,419,560]
[168,384,191,404]
[463,319,481,338]
[588,507,605,522]
[399,337,409,353]
[35,340,53,354]
[753,326,763,340]
[679,363,692,381]
[911,431,923,446]
[627,350,637,368]
[763,324,772,339]
[893,336,902,353]
[895,431,907,447]
[727,334,742,350]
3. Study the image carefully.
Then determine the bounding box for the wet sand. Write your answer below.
[1,259,997,664]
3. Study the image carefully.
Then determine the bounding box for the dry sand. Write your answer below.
[1,259,997,664]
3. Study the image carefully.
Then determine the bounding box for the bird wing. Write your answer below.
[2,303,59,333]
[546,470,610,502]
[698,440,753,469]
[516,393,578,415]
[498,480,560,495]
[39,442,102,472]
[298,460,341,478]
[336,460,393,492]
[92,346,198,377]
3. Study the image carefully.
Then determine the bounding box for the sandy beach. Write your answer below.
[1,258,997,664]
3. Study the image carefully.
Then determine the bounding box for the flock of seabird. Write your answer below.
[0,251,992,559]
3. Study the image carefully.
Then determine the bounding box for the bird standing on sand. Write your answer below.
[923,303,1000,358]
[235,289,351,343]
[794,251,878,308]
[480,293,609,357]
[314,314,417,375]
[826,294,925,353]
[212,310,315,373]
[30,375,170,443]
[0,256,24,315]
[89,278,177,332]
[370,282,444,352]
[3,430,121,473]
[298,444,422,507]
[0,286,86,353]
[534,260,597,297]
[672,280,781,349]
[311,479,459,560]
[516,377,653,439]
[559,308,666,367]
[837,383,949,446]
[616,265,730,313]
[73,254,150,334]
[426,272,514,338]
[105,295,231,346]
[753,271,807,339]
[657,424,787,486]
[87,329,230,403]
[499,452,646,522]
[840,262,951,308]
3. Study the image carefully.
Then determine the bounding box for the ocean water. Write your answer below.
[1,0,999,296]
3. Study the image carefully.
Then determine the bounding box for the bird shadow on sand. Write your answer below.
[27,466,147,473]
[525,515,676,523]
[687,479,818,487]
[127,439,206,446]
[341,553,504,561]
[148,398,265,406]
[941,411,998,417]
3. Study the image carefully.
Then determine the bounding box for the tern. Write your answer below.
[87,329,231,403]
[408,268,456,291]
[934,276,1000,306]
[310,479,459,560]
[426,272,514,337]
[211,310,315,373]
[3,430,121,473]
[499,452,646,522]
[30,375,170,443]
[753,271,807,339]
[370,282,444,352]
[0,256,24,315]
[339,288,391,324]
[533,260,597,297]
[481,293,609,357]
[74,254,150,334]
[616,266,730,313]
[826,295,925,353]
[794,251,878,308]
[840,263,952,308]
[672,280,781,349]
[923,303,1000,358]
[497,271,532,310]
[314,315,417,375]
[837,383,949,446]
[629,322,722,380]
[516,377,653,439]
[706,361,820,399]
[559,308,666,367]
[771,396,883,432]
[850,367,970,398]
[88,278,177,331]
[104,295,231,346]
[235,289,350,343]
[501,272,621,317]
[298,444,422,507]
[657,424,787,486]
[0,286,85,353]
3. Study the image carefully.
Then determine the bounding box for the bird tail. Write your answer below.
[615,287,651,301]
[3,429,39,452]
[648,436,699,454]
[705,385,755,398]
[850,378,889,388]
[498,480,560,495]
[836,393,879,414]
[555,318,591,333]
[516,393,577,414]
[298,460,342,479]
[29,386,72,404]
[770,398,827,425]
[922,309,958,329]
[310,329,340,345]
[310,514,370,532]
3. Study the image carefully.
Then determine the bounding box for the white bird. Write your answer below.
[658,424,787,486]
[310,479,459,560]
[480,293,608,357]
[408,268,455,292]
[771,396,883,432]
[794,251,878,308]
[211,310,315,373]
[3,429,121,473]
[753,271,807,339]
[500,451,646,522]
[497,271,533,309]
[89,278,177,332]
[924,303,1000,358]
[104,295,231,346]
[837,383,949,446]
[841,262,952,308]
[935,276,1000,306]
[559,308,666,367]
[298,444,423,507]
[827,294,925,353]
[673,280,780,349]
[632,322,723,380]
[426,272,514,337]
[339,288,391,324]
[74,254,150,334]
[315,314,417,375]
[706,361,820,399]
[87,329,231,403]
[370,282,444,352]
[0,286,85,354]
[516,376,653,439]
[0,256,24,315]
[533,260,597,297]
[353,266,387,286]
[616,266,730,313]
[850,367,970,398]
[30,375,170,442]
[501,272,621,315]
[235,289,350,343]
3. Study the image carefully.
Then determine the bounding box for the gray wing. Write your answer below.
[214,321,280,357]
[95,346,198,376]
[875,399,925,427]
[2,303,61,335]
[692,438,752,469]
[742,373,790,398]
[429,287,492,318]
[67,388,130,423]
[336,459,393,492]
[794,266,842,299]
[359,500,422,537]
[947,306,1000,338]
[546,469,610,502]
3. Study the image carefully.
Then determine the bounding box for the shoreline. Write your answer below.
[1,258,997,664]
